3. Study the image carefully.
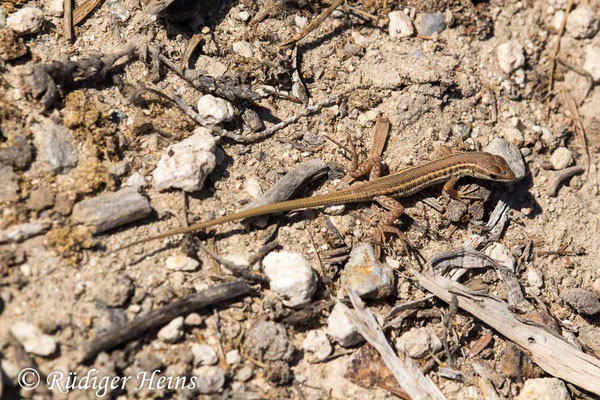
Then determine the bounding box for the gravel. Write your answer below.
[419,12,446,36]
[550,147,574,170]
[341,244,395,299]
[388,11,414,39]
[485,137,527,181]
[165,253,200,271]
[192,344,219,366]
[10,321,57,356]
[157,317,185,343]
[584,45,600,82]
[302,330,332,361]
[263,251,317,307]
[395,326,442,358]
[561,288,600,315]
[515,377,570,400]
[496,41,525,74]
[196,95,236,125]
[566,6,599,39]
[6,7,44,35]
[327,302,363,347]
[31,119,78,173]
[245,321,295,362]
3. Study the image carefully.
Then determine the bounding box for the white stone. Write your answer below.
[497,41,525,74]
[552,10,565,31]
[157,317,184,343]
[504,127,524,145]
[327,302,363,347]
[584,45,600,82]
[232,40,253,58]
[235,366,253,382]
[192,344,218,366]
[166,253,200,271]
[295,15,308,28]
[485,242,516,272]
[225,349,241,364]
[302,330,332,361]
[47,0,64,16]
[515,378,570,400]
[122,171,147,190]
[395,326,442,358]
[197,95,235,125]
[184,313,204,326]
[7,7,44,35]
[10,321,57,356]
[153,127,217,192]
[528,268,544,289]
[238,10,250,22]
[263,251,317,308]
[566,6,599,39]
[388,11,414,38]
[550,147,573,170]
[193,366,225,394]
[244,177,263,199]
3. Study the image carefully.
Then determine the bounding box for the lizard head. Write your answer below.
[473,153,518,182]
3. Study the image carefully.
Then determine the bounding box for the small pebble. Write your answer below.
[193,366,225,394]
[550,147,574,170]
[485,242,516,272]
[395,326,442,358]
[184,313,204,327]
[584,45,600,82]
[295,15,308,28]
[235,366,253,382]
[566,6,599,39]
[238,10,250,22]
[153,127,217,192]
[225,349,241,365]
[388,11,414,38]
[232,40,253,58]
[157,317,184,343]
[419,12,446,36]
[6,7,44,35]
[527,268,544,289]
[515,377,570,400]
[245,321,295,362]
[10,321,57,356]
[263,251,317,307]
[47,0,64,16]
[165,253,200,272]
[192,344,218,366]
[0,8,6,27]
[561,288,600,315]
[122,172,147,190]
[31,119,78,173]
[197,95,235,125]
[327,302,363,347]
[504,127,524,145]
[92,275,133,307]
[485,137,526,181]
[497,41,525,74]
[302,330,332,361]
[244,177,263,199]
[341,245,395,299]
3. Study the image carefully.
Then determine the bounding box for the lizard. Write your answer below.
[114,151,518,253]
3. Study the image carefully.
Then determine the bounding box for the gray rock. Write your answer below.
[497,41,525,74]
[515,378,570,400]
[389,11,414,38]
[527,268,544,289]
[6,7,44,35]
[157,317,184,343]
[10,321,57,356]
[197,95,235,125]
[584,45,600,82]
[225,349,241,364]
[485,137,526,181]
[550,147,573,170]
[232,40,253,58]
[419,13,446,36]
[72,188,152,234]
[561,288,600,315]
[245,321,294,362]
[302,330,332,361]
[92,274,133,307]
[327,302,363,347]
[192,344,218,366]
[165,253,200,271]
[0,221,50,244]
[566,6,599,39]
[235,365,253,382]
[452,123,471,140]
[31,120,78,173]
[341,245,394,299]
[263,251,317,307]
[152,127,217,192]
[194,366,225,394]
[184,313,203,327]
[0,165,19,204]
[395,326,442,358]
[0,135,33,169]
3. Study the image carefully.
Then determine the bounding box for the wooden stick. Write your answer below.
[412,270,600,395]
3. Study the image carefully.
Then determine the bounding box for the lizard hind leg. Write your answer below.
[371,196,412,259]
[344,133,382,183]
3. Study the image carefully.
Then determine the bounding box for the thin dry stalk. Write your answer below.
[561,88,591,174]
[280,0,344,48]
[546,0,574,117]
[73,0,103,25]
[64,0,73,41]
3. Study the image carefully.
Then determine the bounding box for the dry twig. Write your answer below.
[562,88,591,174]
[546,0,574,117]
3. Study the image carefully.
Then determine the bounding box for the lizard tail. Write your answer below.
[113,186,369,252]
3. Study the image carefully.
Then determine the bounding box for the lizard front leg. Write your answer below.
[443,177,483,202]
[371,195,412,259]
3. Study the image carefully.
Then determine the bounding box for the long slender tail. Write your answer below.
[114,186,370,252]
